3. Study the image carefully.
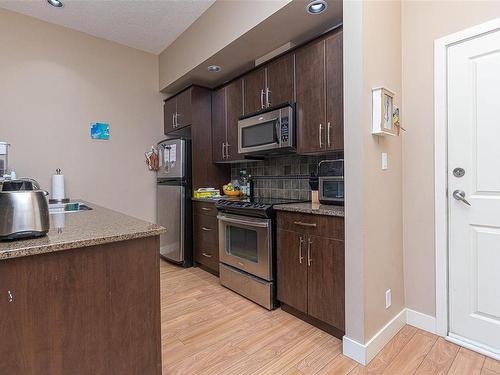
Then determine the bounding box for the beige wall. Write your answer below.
[158,0,291,92]
[402,1,500,317]
[0,9,164,222]
[344,0,404,343]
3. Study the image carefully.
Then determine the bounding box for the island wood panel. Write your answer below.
[0,236,161,375]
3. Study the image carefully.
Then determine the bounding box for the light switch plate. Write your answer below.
[381,152,388,170]
[385,289,392,309]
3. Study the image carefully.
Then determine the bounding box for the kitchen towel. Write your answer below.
[51,174,65,201]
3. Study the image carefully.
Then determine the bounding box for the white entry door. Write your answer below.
[448,28,500,356]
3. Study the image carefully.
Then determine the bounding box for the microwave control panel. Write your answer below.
[281,117,289,144]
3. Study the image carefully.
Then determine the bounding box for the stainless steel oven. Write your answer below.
[218,213,272,281]
[238,104,295,155]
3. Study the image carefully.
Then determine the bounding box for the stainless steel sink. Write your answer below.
[49,202,93,214]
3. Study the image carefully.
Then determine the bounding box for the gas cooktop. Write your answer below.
[216,198,307,218]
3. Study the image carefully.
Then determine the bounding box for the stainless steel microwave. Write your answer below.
[238,104,295,155]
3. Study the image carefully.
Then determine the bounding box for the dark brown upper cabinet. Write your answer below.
[163,98,177,135]
[211,79,244,162]
[266,53,295,109]
[296,29,343,154]
[242,54,295,115]
[163,87,193,134]
[243,68,266,114]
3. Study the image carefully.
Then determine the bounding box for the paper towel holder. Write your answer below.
[49,168,70,204]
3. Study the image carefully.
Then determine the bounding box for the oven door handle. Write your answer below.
[217,215,270,228]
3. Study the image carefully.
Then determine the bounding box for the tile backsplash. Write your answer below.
[230,152,343,200]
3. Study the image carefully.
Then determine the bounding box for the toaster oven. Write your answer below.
[318,159,344,205]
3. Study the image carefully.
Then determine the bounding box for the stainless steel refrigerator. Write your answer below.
[156,138,192,266]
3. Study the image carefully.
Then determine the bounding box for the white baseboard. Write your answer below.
[406,308,437,335]
[343,309,406,365]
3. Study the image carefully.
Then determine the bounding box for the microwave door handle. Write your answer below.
[275,118,281,146]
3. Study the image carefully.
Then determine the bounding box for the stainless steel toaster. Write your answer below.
[0,190,50,240]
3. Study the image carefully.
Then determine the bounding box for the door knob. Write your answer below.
[453,190,471,206]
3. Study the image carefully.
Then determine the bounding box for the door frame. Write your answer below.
[434,17,500,358]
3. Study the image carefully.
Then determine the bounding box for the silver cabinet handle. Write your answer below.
[201,207,211,211]
[202,252,212,258]
[319,124,323,148]
[172,113,175,128]
[202,227,212,231]
[453,190,471,206]
[266,87,271,107]
[260,89,265,109]
[221,142,226,159]
[307,238,312,267]
[225,143,230,159]
[299,236,304,264]
[175,113,179,127]
[7,290,13,303]
[327,122,331,148]
[293,221,317,228]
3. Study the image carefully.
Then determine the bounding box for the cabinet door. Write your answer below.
[277,229,308,313]
[243,68,266,115]
[325,30,343,151]
[211,87,226,163]
[176,88,192,129]
[163,97,177,134]
[266,53,295,108]
[296,39,325,153]
[307,236,345,331]
[225,79,244,161]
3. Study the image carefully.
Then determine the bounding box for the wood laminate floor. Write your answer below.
[160,260,500,375]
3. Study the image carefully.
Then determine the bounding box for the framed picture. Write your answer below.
[90,122,110,140]
[372,87,398,136]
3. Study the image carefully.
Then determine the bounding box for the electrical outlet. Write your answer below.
[385,289,392,309]
[381,153,388,170]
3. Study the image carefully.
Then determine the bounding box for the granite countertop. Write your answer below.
[0,201,165,261]
[274,202,345,217]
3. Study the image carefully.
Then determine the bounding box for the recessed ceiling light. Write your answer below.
[47,0,63,8]
[307,0,327,14]
[207,65,221,73]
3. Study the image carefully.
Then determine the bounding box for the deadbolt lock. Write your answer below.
[453,168,465,178]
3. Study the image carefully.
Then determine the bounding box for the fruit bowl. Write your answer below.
[223,189,241,197]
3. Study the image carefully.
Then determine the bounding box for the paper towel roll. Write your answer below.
[51,174,65,200]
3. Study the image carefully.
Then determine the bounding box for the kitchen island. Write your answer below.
[0,202,165,375]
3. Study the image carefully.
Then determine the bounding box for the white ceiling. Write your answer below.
[0,0,216,54]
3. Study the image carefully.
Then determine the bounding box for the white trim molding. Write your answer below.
[434,16,500,350]
[343,309,406,365]
[406,309,437,335]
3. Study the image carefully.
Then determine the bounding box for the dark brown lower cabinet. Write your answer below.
[277,229,308,312]
[193,201,220,275]
[0,237,161,375]
[277,212,345,338]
